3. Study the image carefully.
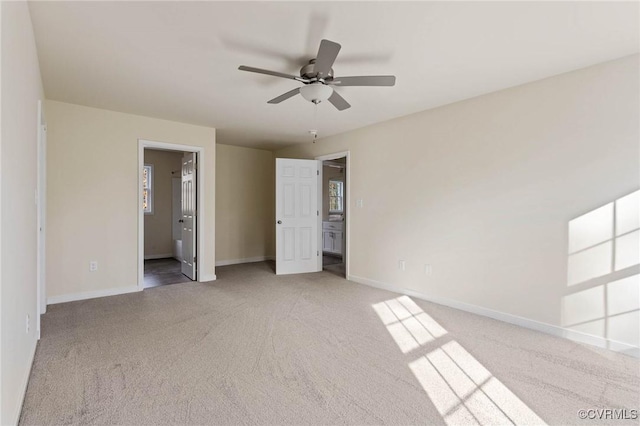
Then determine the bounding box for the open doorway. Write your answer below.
[141,146,198,289]
[318,153,348,278]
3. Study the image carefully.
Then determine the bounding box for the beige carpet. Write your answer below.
[20,262,639,425]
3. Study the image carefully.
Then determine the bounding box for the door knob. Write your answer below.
[277,220,282,224]
[179,219,184,223]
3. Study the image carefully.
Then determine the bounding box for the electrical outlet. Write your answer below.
[89,261,98,272]
[356,199,364,208]
[424,264,433,276]
[399,260,406,271]
[26,314,30,334]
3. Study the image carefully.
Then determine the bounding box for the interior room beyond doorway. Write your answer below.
[143,148,194,288]
[322,157,346,277]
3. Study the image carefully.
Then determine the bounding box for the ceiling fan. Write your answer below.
[238,39,396,111]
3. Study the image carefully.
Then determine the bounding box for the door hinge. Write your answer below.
[317,170,319,175]
[317,251,319,256]
[194,256,197,263]
[317,210,319,216]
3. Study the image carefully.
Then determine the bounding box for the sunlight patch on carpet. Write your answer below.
[373,296,546,425]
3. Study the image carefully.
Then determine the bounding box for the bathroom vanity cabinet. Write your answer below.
[322,221,343,255]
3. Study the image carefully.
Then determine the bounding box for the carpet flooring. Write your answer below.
[20,262,639,425]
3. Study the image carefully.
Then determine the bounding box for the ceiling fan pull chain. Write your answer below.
[312,103,318,143]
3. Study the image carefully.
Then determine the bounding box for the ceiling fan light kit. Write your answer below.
[300,83,333,103]
[238,39,396,111]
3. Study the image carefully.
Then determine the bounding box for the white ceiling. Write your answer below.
[29,1,639,150]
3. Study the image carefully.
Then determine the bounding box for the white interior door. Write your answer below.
[181,153,197,279]
[276,158,322,275]
[171,177,182,261]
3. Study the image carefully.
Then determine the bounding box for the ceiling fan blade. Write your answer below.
[314,39,341,78]
[267,87,301,104]
[329,75,396,87]
[327,90,351,111]
[239,65,307,82]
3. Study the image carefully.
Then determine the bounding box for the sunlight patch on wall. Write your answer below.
[562,286,605,328]
[615,230,640,271]
[562,274,639,346]
[564,190,640,348]
[615,190,640,236]
[567,190,640,286]
[608,274,640,315]
[372,295,447,353]
[568,203,613,254]
[567,242,612,286]
[608,311,640,346]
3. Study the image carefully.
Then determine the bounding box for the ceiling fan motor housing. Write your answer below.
[300,59,334,81]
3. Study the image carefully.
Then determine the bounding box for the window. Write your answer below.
[143,164,153,214]
[329,178,344,213]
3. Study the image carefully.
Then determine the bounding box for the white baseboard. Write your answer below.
[199,274,217,282]
[348,274,639,358]
[47,285,141,305]
[12,338,37,426]
[144,253,173,260]
[215,256,274,267]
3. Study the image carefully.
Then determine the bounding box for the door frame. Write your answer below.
[138,139,205,290]
[315,150,350,278]
[36,100,47,337]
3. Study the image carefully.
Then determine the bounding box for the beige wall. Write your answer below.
[46,100,216,300]
[144,149,183,257]
[216,144,274,263]
[322,163,345,221]
[1,3,45,424]
[277,55,639,347]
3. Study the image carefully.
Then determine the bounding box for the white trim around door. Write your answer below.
[37,100,47,337]
[138,139,206,290]
[315,151,350,278]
